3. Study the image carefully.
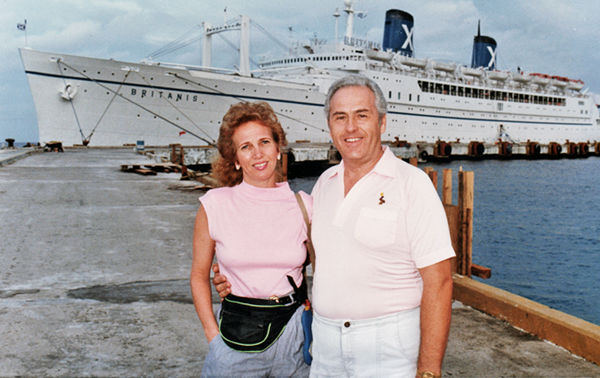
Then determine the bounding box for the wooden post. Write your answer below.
[422,167,438,190]
[429,170,438,191]
[409,157,418,167]
[444,204,460,274]
[276,152,288,183]
[442,169,452,205]
[170,143,183,165]
[458,171,474,277]
[170,144,177,164]
[281,152,288,182]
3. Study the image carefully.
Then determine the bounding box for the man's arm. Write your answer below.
[416,258,453,377]
[212,263,231,298]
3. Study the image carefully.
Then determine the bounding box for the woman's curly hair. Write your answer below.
[212,101,287,187]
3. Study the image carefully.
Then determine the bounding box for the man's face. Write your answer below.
[328,86,387,168]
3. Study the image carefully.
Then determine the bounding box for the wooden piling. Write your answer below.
[276,152,289,183]
[170,144,184,165]
[442,169,452,205]
[281,152,288,182]
[458,171,474,277]
[423,167,438,190]
[429,170,438,191]
[425,167,483,278]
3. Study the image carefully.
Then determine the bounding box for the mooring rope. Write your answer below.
[132,70,215,143]
[56,59,86,143]
[55,60,216,146]
[85,70,133,143]
[169,72,328,134]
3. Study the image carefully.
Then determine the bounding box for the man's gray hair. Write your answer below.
[323,74,388,120]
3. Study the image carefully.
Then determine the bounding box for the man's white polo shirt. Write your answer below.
[311,146,455,320]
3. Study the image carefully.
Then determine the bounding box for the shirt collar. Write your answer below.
[324,145,397,182]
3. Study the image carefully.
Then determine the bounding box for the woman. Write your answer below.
[190,101,312,378]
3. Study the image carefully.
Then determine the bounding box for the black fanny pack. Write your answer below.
[219,276,306,353]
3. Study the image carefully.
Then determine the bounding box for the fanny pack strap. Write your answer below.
[295,193,316,272]
[287,275,307,304]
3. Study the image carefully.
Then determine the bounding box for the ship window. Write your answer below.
[417,95,420,102]
[579,101,585,105]
[398,92,401,100]
[498,103,503,111]
[389,91,392,99]
[409,94,412,101]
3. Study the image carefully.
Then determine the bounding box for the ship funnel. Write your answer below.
[471,21,497,69]
[382,9,414,57]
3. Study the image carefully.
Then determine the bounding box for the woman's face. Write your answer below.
[232,121,280,188]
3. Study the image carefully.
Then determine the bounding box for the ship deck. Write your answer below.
[1,148,599,376]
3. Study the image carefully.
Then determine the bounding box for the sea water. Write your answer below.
[288,157,600,326]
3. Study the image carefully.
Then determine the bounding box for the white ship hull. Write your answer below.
[19,3,600,156]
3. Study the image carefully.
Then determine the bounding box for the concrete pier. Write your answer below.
[1,148,599,377]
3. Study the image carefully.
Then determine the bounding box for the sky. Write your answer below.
[2,0,600,144]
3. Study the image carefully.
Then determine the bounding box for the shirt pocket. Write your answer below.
[354,207,398,248]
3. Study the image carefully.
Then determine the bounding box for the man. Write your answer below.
[214,74,454,378]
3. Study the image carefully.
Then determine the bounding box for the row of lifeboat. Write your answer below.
[495,72,584,90]
[452,65,585,91]
[380,52,586,91]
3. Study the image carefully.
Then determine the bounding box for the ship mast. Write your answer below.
[202,22,212,68]
[333,8,341,45]
[344,0,354,40]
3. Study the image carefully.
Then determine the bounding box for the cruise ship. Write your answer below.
[20,1,600,158]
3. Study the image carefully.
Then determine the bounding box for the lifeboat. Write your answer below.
[366,49,393,62]
[432,61,457,73]
[511,72,532,83]
[462,67,483,77]
[487,70,509,81]
[567,79,584,91]
[530,73,550,86]
[551,76,568,88]
[399,55,428,68]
